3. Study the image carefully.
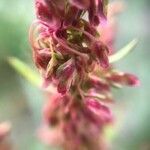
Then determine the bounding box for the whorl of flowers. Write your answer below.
[29,0,139,149]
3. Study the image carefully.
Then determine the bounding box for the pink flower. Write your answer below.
[35,0,61,30]
[69,0,90,9]
[85,99,112,124]
[88,0,108,26]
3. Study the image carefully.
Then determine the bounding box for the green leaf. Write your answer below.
[8,57,41,87]
[109,39,138,63]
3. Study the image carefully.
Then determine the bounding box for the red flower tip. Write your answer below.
[106,72,140,87]
[124,73,140,87]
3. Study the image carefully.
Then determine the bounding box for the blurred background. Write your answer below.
[0,0,149,150]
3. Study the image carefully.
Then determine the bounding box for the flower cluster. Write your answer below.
[40,94,111,150]
[30,0,110,93]
[30,0,139,150]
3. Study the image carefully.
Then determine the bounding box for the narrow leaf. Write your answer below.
[8,57,41,87]
[109,39,138,63]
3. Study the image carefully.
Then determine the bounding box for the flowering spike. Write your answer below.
[28,0,139,150]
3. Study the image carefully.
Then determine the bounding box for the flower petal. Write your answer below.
[69,0,90,9]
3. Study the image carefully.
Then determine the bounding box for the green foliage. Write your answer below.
[8,57,41,87]
[109,39,138,63]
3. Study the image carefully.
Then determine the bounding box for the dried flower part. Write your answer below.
[92,41,109,68]
[29,0,139,150]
